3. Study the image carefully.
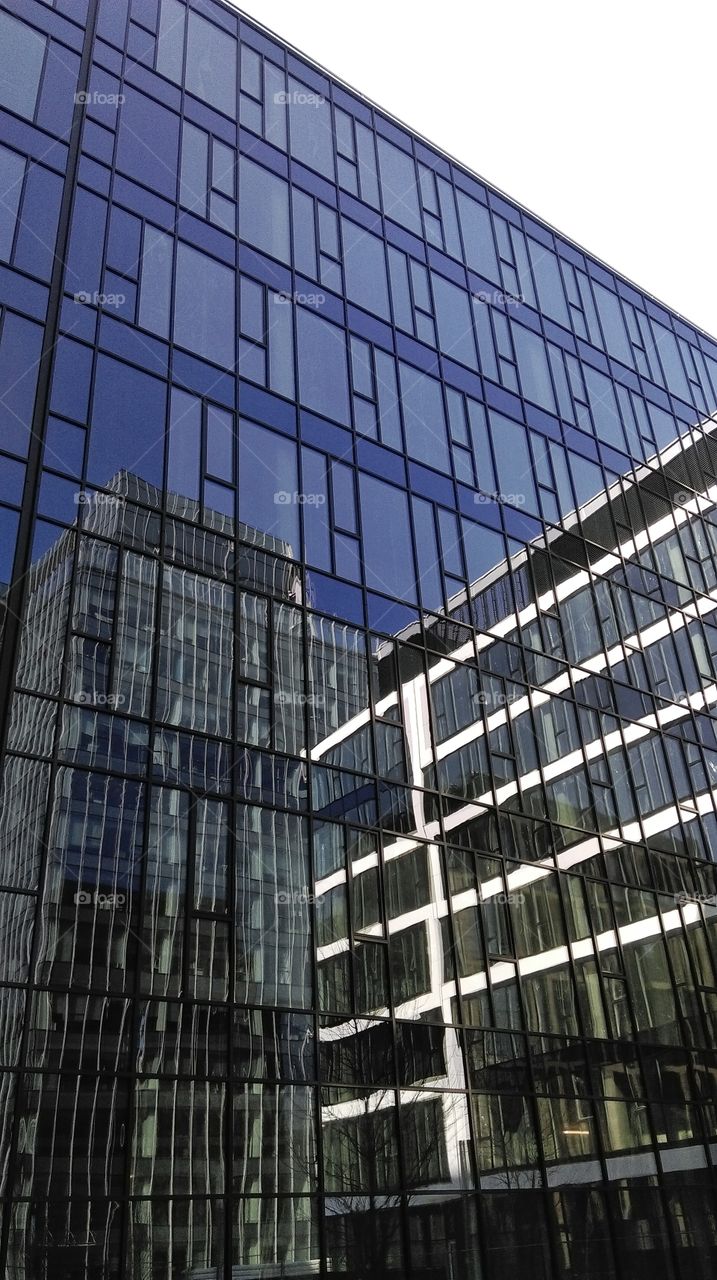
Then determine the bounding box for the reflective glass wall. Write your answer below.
[1,0,717,1276]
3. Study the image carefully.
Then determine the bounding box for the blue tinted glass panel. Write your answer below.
[593,282,632,366]
[301,446,331,570]
[204,479,233,517]
[292,188,317,279]
[0,145,24,261]
[156,0,185,82]
[397,363,450,472]
[331,462,356,533]
[355,123,379,208]
[174,242,235,368]
[350,337,372,398]
[432,273,477,369]
[138,225,173,339]
[511,323,556,413]
[342,219,390,320]
[180,121,208,213]
[239,420,299,555]
[167,388,201,500]
[375,351,402,451]
[267,297,294,399]
[13,163,63,282]
[462,519,505,582]
[437,178,462,258]
[456,192,499,283]
[376,138,421,234]
[650,321,691,402]
[212,139,234,195]
[238,157,290,264]
[88,355,167,487]
[0,12,46,120]
[287,78,333,178]
[467,399,496,493]
[387,248,413,333]
[583,366,626,450]
[528,240,569,328]
[50,338,93,424]
[209,192,234,233]
[116,89,180,200]
[186,11,236,117]
[66,189,107,300]
[471,298,499,383]
[359,473,416,603]
[45,418,85,477]
[107,206,142,278]
[490,413,539,514]
[569,452,604,506]
[206,405,234,482]
[240,45,261,98]
[264,63,287,150]
[334,533,360,582]
[296,309,350,425]
[0,505,19,583]
[0,454,24,505]
[411,496,442,609]
[0,316,45,457]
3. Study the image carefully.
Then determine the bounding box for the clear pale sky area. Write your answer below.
[234,0,717,340]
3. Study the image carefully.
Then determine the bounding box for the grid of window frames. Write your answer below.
[1,1,717,1278]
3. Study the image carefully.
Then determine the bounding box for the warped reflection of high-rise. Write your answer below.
[2,0,717,1276]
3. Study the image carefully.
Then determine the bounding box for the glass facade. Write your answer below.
[1,1,717,1276]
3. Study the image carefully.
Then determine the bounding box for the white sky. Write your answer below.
[233,0,717,341]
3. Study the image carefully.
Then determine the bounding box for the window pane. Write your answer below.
[174,241,235,368]
[359,473,416,602]
[212,138,235,195]
[138,225,173,339]
[297,309,350,425]
[206,405,234,482]
[156,0,185,82]
[185,11,236,116]
[167,388,201,501]
[239,420,299,555]
[287,78,333,177]
[179,121,208,214]
[376,137,421,234]
[398,362,450,472]
[0,144,24,262]
[0,11,46,120]
[432,273,477,368]
[342,219,390,320]
[88,354,167,489]
[238,157,290,264]
[456,191,499,283]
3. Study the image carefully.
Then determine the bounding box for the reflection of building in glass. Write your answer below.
[2,0,717,1276]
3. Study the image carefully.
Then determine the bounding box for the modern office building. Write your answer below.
[1,0,717,1277]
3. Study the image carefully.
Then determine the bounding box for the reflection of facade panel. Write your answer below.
[2,1,717,1277]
